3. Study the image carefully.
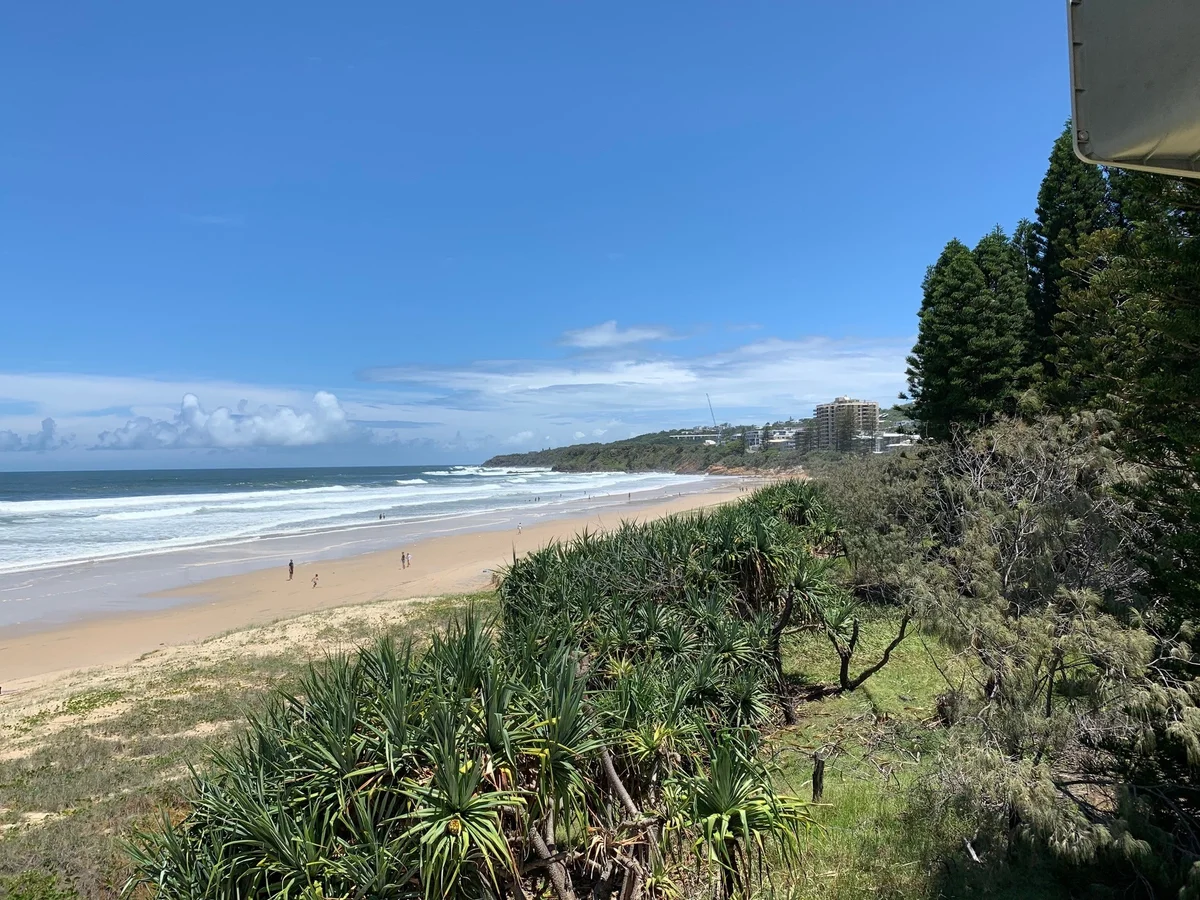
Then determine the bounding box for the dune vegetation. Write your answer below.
[10,420,1186,899]
[7,124,1200,899]
[123,483,868,900]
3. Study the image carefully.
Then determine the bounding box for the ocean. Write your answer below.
[0,464,718,629]
[0,465,704,576]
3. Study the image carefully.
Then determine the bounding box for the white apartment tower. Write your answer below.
[813,397,880,452]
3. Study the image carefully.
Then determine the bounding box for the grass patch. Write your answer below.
[0,872,78,900]
[764,611,950,899]
[0,591,491,900]
[764,610,1069,900]
[1,595,1068,900]
[16,691,126,734]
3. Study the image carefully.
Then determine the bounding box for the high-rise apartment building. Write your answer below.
[812,397,880,452]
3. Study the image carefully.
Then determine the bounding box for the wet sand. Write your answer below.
[0,485,744,688]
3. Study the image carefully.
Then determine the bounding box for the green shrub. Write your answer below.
[129,485,844,899]
[0,872,77,900]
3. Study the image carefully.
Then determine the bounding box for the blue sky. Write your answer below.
[1,2,1069,469]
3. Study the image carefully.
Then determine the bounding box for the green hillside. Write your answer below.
[484,426,808,473]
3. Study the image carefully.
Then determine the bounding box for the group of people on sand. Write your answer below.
[288,550,413,586]
[287,559,320,588]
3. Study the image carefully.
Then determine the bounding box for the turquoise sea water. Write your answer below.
[0,465,703,575]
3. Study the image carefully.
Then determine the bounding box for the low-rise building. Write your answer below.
[766,427,800,447]
[875,431,917,454]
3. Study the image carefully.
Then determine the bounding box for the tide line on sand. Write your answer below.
[0,485,747,690]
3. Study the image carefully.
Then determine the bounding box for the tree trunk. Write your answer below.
[618,863,644,900]
[1044,654,1059,718]
[529,829,577,900]
[827,613,911,694]
[834,619,860,691]
[591,859,617,900]
[601,749,640,819]
[602,748,660,866]
[812,754,826,801]
[1006,802,1020,860]
[720,843,740,900]
[846,613,910,691]
[837,648,852,692]
[770,589,797,724]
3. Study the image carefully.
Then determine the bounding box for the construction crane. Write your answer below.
[706,393,722,446]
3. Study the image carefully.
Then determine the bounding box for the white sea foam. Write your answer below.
[0,469,704,574]
[0,484,353,517]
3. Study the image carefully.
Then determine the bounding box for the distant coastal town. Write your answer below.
[671,395,918,456]
[485,394,920,473]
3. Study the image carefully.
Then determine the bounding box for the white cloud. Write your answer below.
[0,418,71,452]
[362,335,909,419]
[559,320,678,349]
[0,372,315,421]
[93,392,353,450]
[0,331,911,465]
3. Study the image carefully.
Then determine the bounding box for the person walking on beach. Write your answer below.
[400,550,406,570]
[517,522,522,534]
[312,573,319,589]
[405,552,412,568]
[288,559,294,580]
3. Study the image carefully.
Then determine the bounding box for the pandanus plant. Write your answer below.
[404,716,523,900]
[751,479,824,528]
[670,737,811,900]
[129,483,834,899]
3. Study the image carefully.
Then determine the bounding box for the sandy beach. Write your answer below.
[0,484,745,689]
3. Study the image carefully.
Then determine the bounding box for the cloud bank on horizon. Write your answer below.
[93,392,353,450]
[0,418,73,452]
[0,322,910,464]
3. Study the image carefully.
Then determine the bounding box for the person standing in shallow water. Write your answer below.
[288,559,294,580]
